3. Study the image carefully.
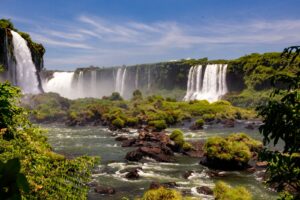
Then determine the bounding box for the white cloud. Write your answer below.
[14,14,300,68]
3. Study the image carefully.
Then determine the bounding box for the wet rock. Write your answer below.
[125,168,140,179]
[206,170,228,178]
[115,135,130,141]
[162,182,178,188]
[183,170,194,179]
[246,167,256,173]
[125,150,144,161]
[223,119,235,128]
[94,186,116,194]
[149,181,161,189]
[87,181,98,187]
[245,123,255,130]
[121,138,136,147]
[197,186,213,195]
[149,181,178,189]
[183,141,204,158]
[256,161,268,168]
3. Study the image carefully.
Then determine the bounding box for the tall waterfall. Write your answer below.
[43,72,75,98]
[11,30,40,94]
[184,64,228,102]
[115,67,127,96]
[90,70,97,97]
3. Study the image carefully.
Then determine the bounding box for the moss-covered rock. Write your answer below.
[148,120,167,131]
[112,118,125,129]
[202,133,261,170]
[213,181,252,200]
[139,187,182,200]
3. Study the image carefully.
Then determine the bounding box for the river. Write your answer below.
[41,121,278,200]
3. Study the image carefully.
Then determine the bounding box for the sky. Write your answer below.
[1,0,300,70]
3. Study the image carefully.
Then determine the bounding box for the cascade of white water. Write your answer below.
[135,68,139,89]
[147,67,151,90]
[115,68,123,93]
[183,64,228,102]
[43,72,75,99]
[11,30,40,94]
[77,71,85,97]
[90,70,97,97]
[120,68,127,96]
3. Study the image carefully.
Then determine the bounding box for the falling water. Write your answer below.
[11,30,40,94]
[120,68,127,96]
[184,64,228,102]
[135,67,139,89]
[90,70,97,97]
[115,67,127,96]
[147,67,151,90]
[43,72,75,98]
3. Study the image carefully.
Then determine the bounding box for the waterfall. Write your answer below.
[43,72,75,99]
[120,68,127,96]
[115,67,127,96]
[135,67,139,89]
[77,71,85,97]
[183,64,228,102]
[147,67,151,90]
[11,30,40,94]
[90,70,97,97]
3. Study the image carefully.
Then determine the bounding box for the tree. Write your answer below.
[257,46,300,199]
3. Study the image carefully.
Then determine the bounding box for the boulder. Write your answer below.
[196,186,213,195]
[256,161,268,168]
[245,123,255,130]
[223,119,235,128]
[121,138,136,147]
[183,170,194,179]
[115,135,130,141]
[94,186,116,194]
[125,150,144,161]
[125,168,140,179]
[149,181,178,189]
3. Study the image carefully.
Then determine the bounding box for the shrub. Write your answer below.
[227,133,262,151]
[126,117,138,127]
[109,92,123,101]
[204,136,252,165]
[148,120,167,131]
[132,90,143,100]
[170,129,192,150]
[112,118,125,129]
[202,113,215,122]
[140,187,182,200]
[195,119,204,128]
[213,181,252,200]
[182,142,193,151]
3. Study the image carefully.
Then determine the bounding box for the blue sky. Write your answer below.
[1,0,300,70]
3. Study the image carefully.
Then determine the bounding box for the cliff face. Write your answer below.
[0,26,45,92]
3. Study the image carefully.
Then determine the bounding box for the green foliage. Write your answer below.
[0,19,16,30]
[126,117,139,127]
[204,133,261,165]
[112,118,125,129]
[0,82,98,199]
[170,129,191,151]
[256,46,300,198]
[202,113,215,122]
[139,187,182,200]
[132,90,143,100]
[108,92,123,101]
[148,120,167,131]
[194,119,204,128]
[0,81,23,139]
[213,181,252,200]
[0,158,29,199]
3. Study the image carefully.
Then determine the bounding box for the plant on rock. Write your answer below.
[202,133,261,170]
[213,181,252,200]
[170,129,192,151]
[139,187,182,200]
